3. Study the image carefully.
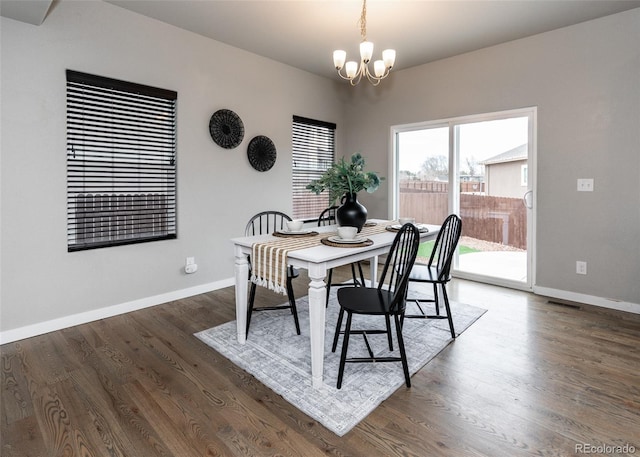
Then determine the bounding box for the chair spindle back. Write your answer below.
[427,214,462,282]
[377,223,421,312]
[245,211,292,236]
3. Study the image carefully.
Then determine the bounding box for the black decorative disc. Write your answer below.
[209,109,244,149]
[247,136,277,172]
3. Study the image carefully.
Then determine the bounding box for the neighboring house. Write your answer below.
[460,174,484,183]
[480,144,528,198]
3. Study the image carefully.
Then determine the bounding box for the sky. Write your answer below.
[398,117,529,174]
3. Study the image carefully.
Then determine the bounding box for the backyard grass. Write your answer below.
[418,240,479,258]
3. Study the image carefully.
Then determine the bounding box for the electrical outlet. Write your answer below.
[185,257,198,274]
[576,261,587,275]
[577,178,594,192]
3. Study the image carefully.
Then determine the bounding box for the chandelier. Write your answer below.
[333,0,396,86]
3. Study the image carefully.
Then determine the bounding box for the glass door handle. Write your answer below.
[523,190,533,209]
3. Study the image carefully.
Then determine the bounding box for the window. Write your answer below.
[291,115,336,220]
[521,164,528,186]
[66,70,177,251]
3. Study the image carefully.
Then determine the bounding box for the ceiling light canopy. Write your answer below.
[333,0,396,86]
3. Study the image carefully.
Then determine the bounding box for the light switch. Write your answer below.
[577,178,594,192]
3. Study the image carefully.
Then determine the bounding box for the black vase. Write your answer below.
[337,192,367,232]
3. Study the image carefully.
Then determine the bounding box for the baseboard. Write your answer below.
[0,278,235,345]
[533,286,640,315]
[4,280,636,345]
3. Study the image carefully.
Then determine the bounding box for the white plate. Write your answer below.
[277,229,312,235]
[328,236,367,244]
[390,224,429,232]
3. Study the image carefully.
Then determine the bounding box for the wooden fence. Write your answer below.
[401,180,485,194]
[399,187,527,249]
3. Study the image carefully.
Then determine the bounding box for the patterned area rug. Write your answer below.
[195,285,486,436]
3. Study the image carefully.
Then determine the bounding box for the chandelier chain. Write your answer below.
[359,0,367,41]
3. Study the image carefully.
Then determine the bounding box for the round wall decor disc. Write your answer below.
[247,135,277,172]
[209,109,244,149]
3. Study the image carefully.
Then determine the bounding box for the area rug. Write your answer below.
[195,285,486,436]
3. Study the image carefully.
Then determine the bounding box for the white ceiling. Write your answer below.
[3,1,640,80]
[0,0,54,25]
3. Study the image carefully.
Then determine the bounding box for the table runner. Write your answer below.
[250,221,393,294]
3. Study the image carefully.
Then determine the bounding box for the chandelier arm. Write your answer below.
[336,60,393,86]
[365,72,382,86]
[336,69,356,81]
[350,67,364,86]
[334,0,395,87]
[369,67,391,82]
[362,65,383,86]
[365,62,391,86]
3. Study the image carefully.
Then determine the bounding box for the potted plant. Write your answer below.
[306,153,384,231]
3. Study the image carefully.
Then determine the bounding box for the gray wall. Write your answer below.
[0,0,346,336]
[342,9,640,305]
[2,3,639,339]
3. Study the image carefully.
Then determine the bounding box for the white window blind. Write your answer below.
[66,70,177,251]
[292,115,336,220]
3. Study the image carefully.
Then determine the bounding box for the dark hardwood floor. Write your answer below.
[2,267,639,456]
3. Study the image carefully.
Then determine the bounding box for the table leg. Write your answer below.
[307,263,327,388]
[235,252,249,344]
[369,255,379,287]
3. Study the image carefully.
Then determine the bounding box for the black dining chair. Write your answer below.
[244,211,301,338]
[405,214,462,339]
[318,206,366,307]
[332,223,421,389]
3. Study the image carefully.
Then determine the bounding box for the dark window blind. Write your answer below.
[292,116,336,220]
[66,70,177,251]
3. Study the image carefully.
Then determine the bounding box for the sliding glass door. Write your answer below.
[395,125,450,225]
[392,108,535,290]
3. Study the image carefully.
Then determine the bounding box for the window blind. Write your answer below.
[292,115,336,220]
[66,70,177,251]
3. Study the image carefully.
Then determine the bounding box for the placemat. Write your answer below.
[273,231,319,238]
[320,237,373,248]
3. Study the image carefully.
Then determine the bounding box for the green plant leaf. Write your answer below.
[306,153,384,202]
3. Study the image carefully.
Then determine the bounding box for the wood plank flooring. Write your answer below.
[2,268,639,456]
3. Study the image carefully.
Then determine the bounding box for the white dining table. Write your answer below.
[231,219,440,388]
